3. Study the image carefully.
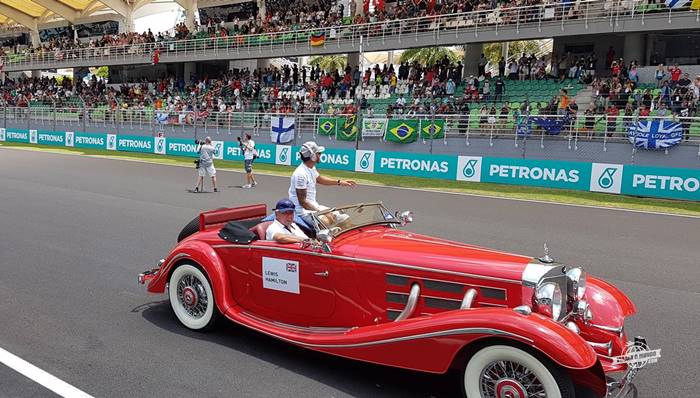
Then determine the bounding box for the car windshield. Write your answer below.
[312,202,398,236]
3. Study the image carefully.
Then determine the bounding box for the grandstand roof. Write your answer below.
[0,0,158,31]
[0,0,115,30]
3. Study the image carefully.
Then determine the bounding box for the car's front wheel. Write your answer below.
[168,263,219,331]
[463,345,575,398]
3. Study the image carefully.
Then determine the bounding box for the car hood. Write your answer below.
[338,226,533,283]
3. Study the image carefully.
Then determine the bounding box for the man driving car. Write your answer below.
[266,199,310,244]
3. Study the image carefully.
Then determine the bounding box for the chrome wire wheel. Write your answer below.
[168,263,217,331]
[464,345,567,398]
[479,360,546,398]
[177,273,209,319]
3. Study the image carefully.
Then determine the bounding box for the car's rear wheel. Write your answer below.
[463,345,575,398]
[168,263,219,331]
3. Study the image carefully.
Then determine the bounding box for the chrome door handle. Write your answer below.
[314,271,329,277]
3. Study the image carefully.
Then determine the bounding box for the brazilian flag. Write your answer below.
[336,115,359,141]
[318,117,337,136]
[420,119,445,139]
[386,119,419,143]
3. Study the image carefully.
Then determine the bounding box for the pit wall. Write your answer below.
[2,128,699,202]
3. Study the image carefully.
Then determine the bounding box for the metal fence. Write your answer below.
[3,106,699,154]
[3,0,699,70]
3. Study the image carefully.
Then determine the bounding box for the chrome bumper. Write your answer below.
[606,368,638,398]
[137,259,164,285]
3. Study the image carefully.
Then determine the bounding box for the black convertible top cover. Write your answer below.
[218,221,258,244]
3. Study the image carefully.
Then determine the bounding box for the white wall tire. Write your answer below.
[168,263,218,331]
[463,345,574,398]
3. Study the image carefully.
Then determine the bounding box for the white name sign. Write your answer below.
[262,257,300,294]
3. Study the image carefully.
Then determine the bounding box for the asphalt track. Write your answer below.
[0,147,697,398]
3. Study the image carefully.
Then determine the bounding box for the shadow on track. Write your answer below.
[136,300,461,398]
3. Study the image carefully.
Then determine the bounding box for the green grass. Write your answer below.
[3,141,700,217]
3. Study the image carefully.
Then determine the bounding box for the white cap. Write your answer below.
[300,141,325,158]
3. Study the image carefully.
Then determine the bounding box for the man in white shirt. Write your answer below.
[194,136,218,193]
[266,199,310,244]
[288,141,355,225]
[239,133,257,188]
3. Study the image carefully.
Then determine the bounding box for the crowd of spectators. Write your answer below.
[582,61,700,139]
[3,51,699,141]
[0,0,647,60]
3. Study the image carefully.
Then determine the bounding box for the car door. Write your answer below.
[245,241,336,326]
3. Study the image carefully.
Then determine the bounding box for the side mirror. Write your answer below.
[317,229,333,244]
[395,210,414,226]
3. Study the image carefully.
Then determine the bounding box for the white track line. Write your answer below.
[0,346,94,398]
[2,144,699,220]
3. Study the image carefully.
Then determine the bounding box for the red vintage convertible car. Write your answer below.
[139,202,655,398]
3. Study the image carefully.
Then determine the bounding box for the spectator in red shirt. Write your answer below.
[638,105,650,118]
[669,64,682,88]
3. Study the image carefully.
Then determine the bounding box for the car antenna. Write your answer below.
[538,243,554,264]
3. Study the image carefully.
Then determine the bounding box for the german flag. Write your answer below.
[310,32,326,47]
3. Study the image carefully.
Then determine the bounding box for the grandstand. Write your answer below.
[0,0,698,165]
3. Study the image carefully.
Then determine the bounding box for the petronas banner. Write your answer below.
[336,115,359,141]
[420,119,445,139]
[317,117,337,136]
[386,119,419,143]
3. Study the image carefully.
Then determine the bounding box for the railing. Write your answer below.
[3,0,699,69]
[3,107,700,152]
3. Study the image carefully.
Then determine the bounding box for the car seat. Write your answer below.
[250,221,274,241]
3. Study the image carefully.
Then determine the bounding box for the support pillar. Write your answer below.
[119,12,135,33]
[257,0,265,21]
[256,58,272,69]
[462,43,481,79]
[347,52,360,69]
[184,0,198,32]
[183,62,196,83]
[30,30,40,47]
[30,29,42,79]
[623,33,645,66]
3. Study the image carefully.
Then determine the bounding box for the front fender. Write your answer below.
[268,307,598,374]
[146,240,234,314]
[586,276,636,326]
[439,308,598,370]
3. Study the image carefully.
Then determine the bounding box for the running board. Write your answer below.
[239,311,354,335]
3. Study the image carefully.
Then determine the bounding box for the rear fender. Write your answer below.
[146,240,234,314]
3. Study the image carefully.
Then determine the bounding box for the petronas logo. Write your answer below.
[360,152,371,169]
[598,167,617,189]
[157,139,164,153]
[463,159,478,178]
[108,135,115,148]
[279,147,289,163]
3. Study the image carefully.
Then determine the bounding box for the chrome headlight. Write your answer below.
[534,282,564,321]
[566,267,587,300]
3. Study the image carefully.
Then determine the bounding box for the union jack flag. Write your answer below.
[627,120,683,150]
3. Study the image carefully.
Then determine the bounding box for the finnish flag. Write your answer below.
[665,0,689,8]
[271,116,295,144]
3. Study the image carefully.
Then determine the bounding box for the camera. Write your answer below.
[194,139,205,145]
[193,159,201,168]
